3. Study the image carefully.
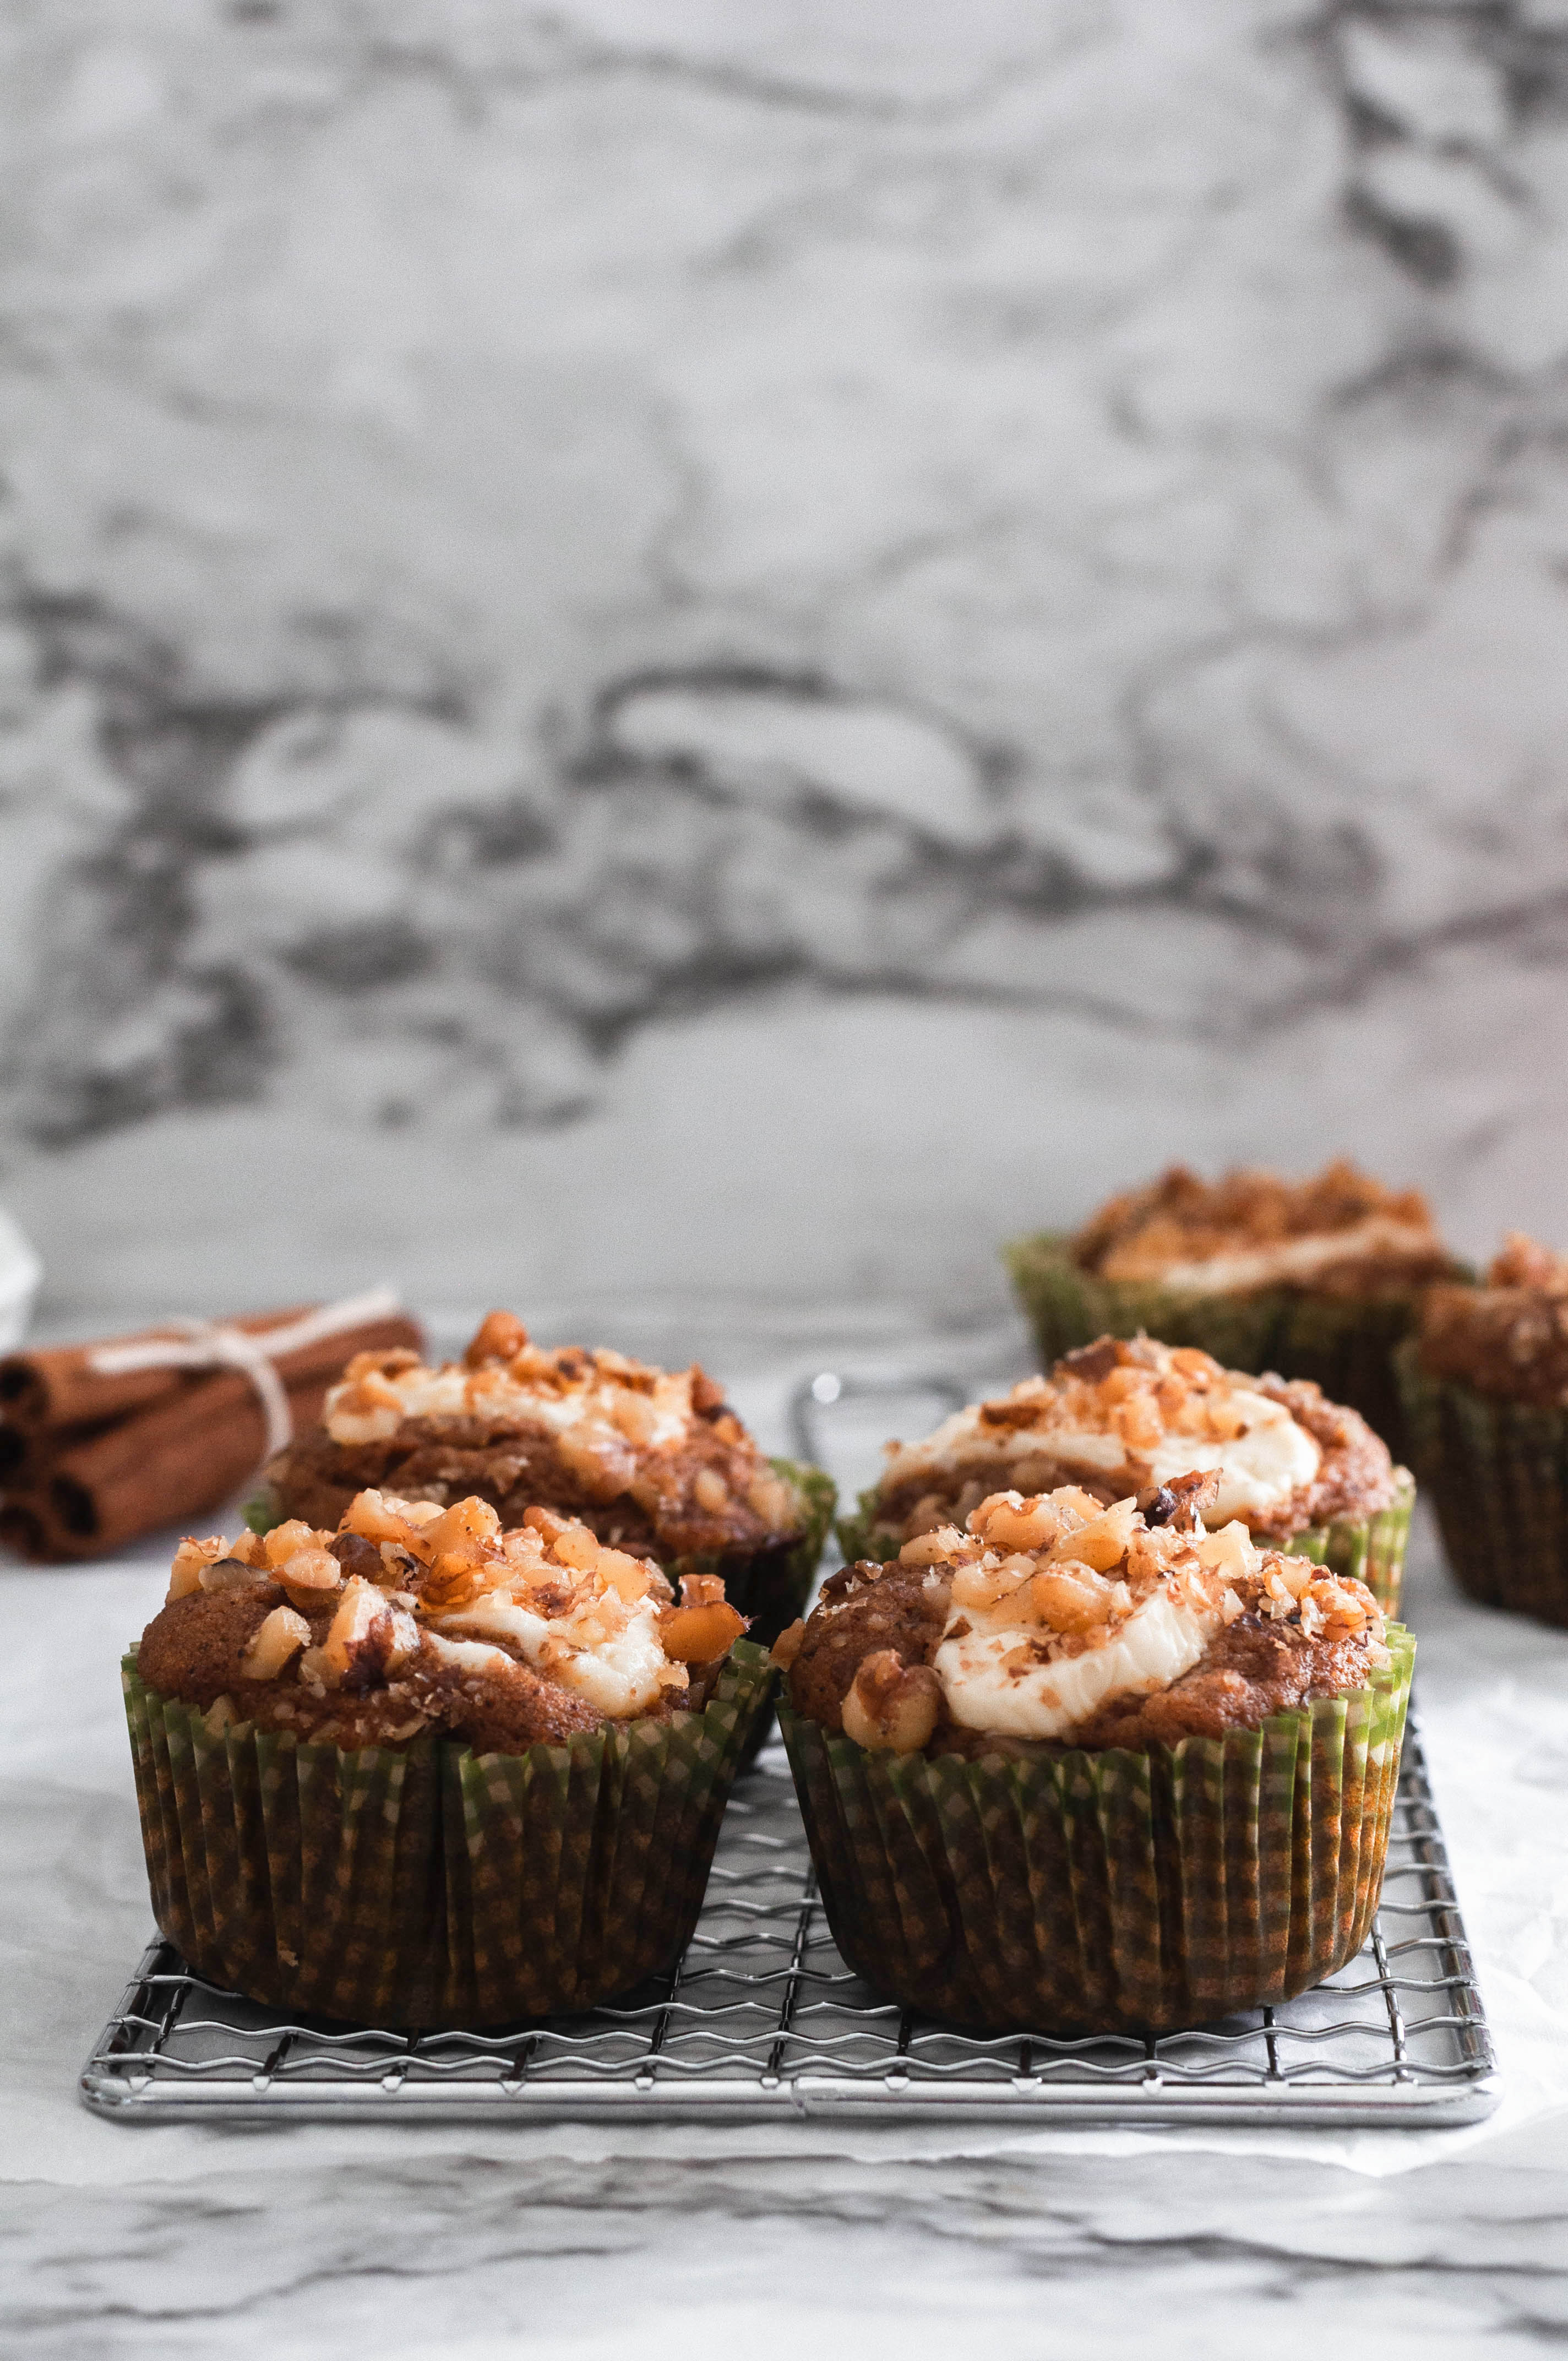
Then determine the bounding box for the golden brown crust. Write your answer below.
[788,1565,952,1734]
[135,1581,293,1704]
[1247,1374,1395,1535]
[1071,1618,1379,1748]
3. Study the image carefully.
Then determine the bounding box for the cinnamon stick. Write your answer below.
[0,1304,423,1562]
[0,1492,57,1562]
[44,1371,332,1554]
[0,1304,415,1433]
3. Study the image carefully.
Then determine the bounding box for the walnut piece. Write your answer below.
[841,1651,941,1754]
[241,1604,312,1682]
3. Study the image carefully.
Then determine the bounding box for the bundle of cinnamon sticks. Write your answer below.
[0,1301,424,1562]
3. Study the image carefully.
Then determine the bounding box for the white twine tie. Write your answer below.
[86,1286,405,1457]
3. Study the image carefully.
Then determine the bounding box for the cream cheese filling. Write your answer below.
[1138,1215,1440,1295]
[883,1390,1320,1523]
[1044,1397,1319,1521]
[325,1358,695,1452]
[433,1590,669,1717]
[934,1582,1224,1741]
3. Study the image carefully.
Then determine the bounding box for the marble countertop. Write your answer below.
[4,1343,1568,2357]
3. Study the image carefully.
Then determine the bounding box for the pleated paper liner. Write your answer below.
[123,1639,775,2028]
[1266,1466,1413,1618]
[1003,1231,1435,1464]
[836,1466,1413,1620]
[779,1625,1414,2035]
[1396,1342,1568,1629]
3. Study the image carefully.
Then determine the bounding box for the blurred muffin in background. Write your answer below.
[1400,1232,1568,1628]
[257,1309,835,1669]
[1006,1158,1461,1458]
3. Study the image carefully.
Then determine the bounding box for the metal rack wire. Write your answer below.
[82,1718,1496,2127]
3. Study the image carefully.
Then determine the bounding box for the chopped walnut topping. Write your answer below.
[145,1489,748,1732]
[241,1605,311,1682]
[873,1334,1393,1548]
[893,1482,1380,1663]
[167,1535,230,1602]
[199,1555,265,1595]
[770,1617,806,1670]
[842,1651,941,1754]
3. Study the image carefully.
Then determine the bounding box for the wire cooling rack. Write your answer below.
[82,1718,1496,2128]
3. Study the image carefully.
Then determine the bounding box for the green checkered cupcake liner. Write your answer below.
[123,1639,775,2027]
[836,1465,1413,1620]
[1003,1231,1436,1463]
[1282,1465,1413,1618]
[1396,1341,1568,1628]
[779,1625,1413,2034]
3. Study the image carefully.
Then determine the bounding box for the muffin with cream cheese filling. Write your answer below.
[1397,1231,1568,1626]
[1005,1160,1460,1460]
[777,1477,1412,2033]
[838,1334,1412,1613]
[124,1490,771,2024]
[254,1312,834,1735]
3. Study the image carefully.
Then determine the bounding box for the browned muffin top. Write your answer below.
[264,1310,802,1559]
[779,1476,1386,1756]
[1072,1160,1449,1297]
[1419,1232,1568,1407]
[869,1335,1395,1547]
[134,1489,747,1753]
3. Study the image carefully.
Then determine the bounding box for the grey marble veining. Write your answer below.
[5,2137,1568,2360]
[1,2,1567,1320]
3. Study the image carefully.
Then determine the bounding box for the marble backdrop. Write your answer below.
[2,0,1567,1330]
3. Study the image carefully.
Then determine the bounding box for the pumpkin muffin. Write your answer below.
[125,1490,771,2024]
[837,1333,1413,1613]
[1005,1159,1460,1459]
[777,1477,1412,2034]
[1398,1231,1568,1627]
